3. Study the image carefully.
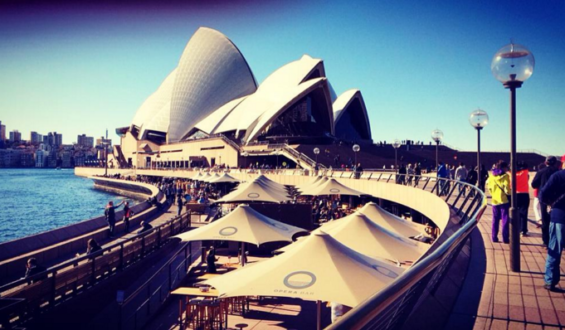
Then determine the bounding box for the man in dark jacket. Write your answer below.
[105,200,124,237]
[532,156,560,246]
[540,155,565,291]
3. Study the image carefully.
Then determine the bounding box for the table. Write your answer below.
[173,287,224,329]
[172,287,219,297]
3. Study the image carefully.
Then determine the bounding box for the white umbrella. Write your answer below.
[321,212,428,263]
[299,178,365,196]
[191,171,204,180]
[203,231,403,310]
[295,176,328,191]
[173,205,306,246]
[359,202,425,237]
[215,180,291,203]
[209,173,241,184]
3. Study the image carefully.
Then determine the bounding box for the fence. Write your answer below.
[0,210,194,329]
[327,174,487,330]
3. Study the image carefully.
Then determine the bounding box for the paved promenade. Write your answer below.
[450,198,565,330]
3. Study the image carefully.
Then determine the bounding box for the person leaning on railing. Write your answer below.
[24,258,47,284]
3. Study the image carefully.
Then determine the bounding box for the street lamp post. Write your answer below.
[431,129,444,170]
[352,144,360,167]
[469,109,489,191]
[313,147,320,165]
[491,42,535,272]
[392,139,401,170]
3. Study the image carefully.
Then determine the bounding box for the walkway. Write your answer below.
[449,199,565,329]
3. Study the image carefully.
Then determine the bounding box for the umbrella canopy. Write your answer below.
[215,180,291,203]
[359,202,425,237]
[202,173,221,183]
[174,205,306,246]
[296,176,327,192]
[191,171,205,180]
[321,212,427,263]
[253,175,288,193]
[209,173,241,184]
[198,172,214,182]
[203,232,404,307]
[299,178,365,196]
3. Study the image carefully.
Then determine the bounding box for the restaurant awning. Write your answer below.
[173,205,306,246]
[203,232,404,307]
[299,178,365,196]
[358,202,425,237]
[209,173,241,184]
[215,179,291,204]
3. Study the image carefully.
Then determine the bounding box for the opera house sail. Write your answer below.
[117,26,372,168]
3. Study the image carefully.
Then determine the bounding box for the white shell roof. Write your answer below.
[131,68,177,137]
[211,55,327,136]
[243,77,332,143]
[168,27,257,142]
[333,89,360,124]
[194,95,248,134]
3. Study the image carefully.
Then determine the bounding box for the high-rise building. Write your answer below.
[35,149,46,167]
[9,130,21,142]
[55,133,63,146]
[77,134,94,148]
[30,131,42,143]
[0,121,5,141]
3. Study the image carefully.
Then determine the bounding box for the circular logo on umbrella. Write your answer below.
[219,227,238,236]
[283,271,317,289]
[329,188,340,193]
[372,265,398,279]
[248,193,260,198]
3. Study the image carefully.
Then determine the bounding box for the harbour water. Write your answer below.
[0,169,133,243]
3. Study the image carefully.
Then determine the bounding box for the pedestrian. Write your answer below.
[532,156,560,247]
[455,162,468,197]
[176,194,184,216]
[137,221,153,234]
[414,163,422,186]
[486,161,511,243]
[397,164,407,185]
[540,155,565,291]
[105,200,124,237]
[437,162,449,195]
[466,166,478,196]
[515,162,530,237]
[25,258,47,283]
[406,164,414,186]
[206,246,218,273]
[479,164,489,191]
[122,201,134,233]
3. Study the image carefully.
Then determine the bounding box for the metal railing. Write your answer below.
[119,241,201,330]
[0,210,194,329]
[327,174,487,330]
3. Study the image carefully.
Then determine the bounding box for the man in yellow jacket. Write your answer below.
[487,161,511,243]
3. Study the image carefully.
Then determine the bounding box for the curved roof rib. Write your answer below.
[194,96,248,135]
[333,89,372,140]
[131,68,177,136]
[214,54,328,136]
[168,27,257,143]
[243,77,334,144]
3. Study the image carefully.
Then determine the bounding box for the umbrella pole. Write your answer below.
[317,300,321,330]
[240,242,246,267]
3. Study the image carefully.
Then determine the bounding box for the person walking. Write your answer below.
[540,155,565,291]
[455,163,468,197]
[206,246,218,274]
[487,161,511,243]
[122,201,134,233]
[176,194,184,216]
[479,164,489,192]
[414,163,422,186]
[105,200,124,237]
[515,162,530,237]
[437,162,449,195]
[397,164,407,185]
[466,166,478,197]
[532,156,560,247]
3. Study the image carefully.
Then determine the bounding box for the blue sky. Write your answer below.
[0,0,563,155]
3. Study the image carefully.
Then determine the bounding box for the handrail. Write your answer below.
[327,174,487,330]
[0,202,193,328]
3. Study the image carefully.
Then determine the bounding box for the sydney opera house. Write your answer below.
[116,27,372,170]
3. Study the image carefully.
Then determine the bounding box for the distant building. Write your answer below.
[20,152,34,167]
[35,149,47,167]
[77,134,94,148]
[1,149,22,167]
[0,121,5,141]
[9,130,21,142]
[61,151,72,168]
[96,137,112,147]
[30,131,42,144]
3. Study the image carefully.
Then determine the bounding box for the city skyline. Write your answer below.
[0,0,564,155]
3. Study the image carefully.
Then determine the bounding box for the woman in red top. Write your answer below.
[515,162,530,236]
